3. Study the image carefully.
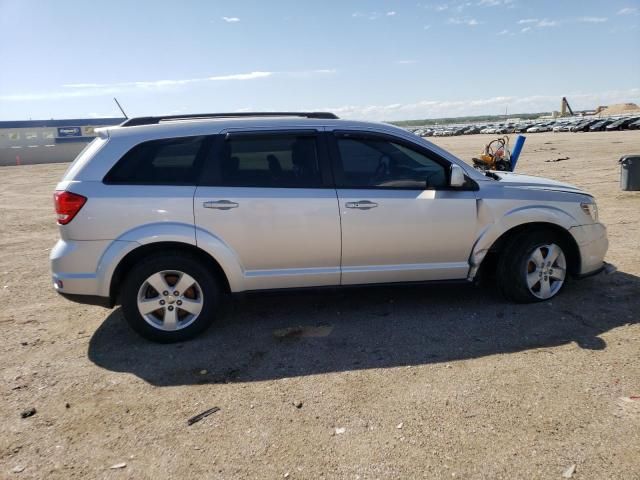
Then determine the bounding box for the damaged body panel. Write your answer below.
[467,171,605,280]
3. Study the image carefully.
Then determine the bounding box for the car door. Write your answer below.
[194,129,341,290]
[328,130,478,285]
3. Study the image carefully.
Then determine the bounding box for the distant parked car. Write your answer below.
[605,117,639,131]
[463,126,481,135]
[496,125,515,134]
[628,118,640,130]
[589,120,614,132]
[514,124,531,133]
[571,120,598,132]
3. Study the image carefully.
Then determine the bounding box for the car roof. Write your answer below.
[97,116,406,140]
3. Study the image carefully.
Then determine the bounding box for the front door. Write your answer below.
[194,130,341,290]
[329,131,478,285]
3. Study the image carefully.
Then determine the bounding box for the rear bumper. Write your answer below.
[50,239,109,296]
[50,237,136,302]
[569,222,608,276]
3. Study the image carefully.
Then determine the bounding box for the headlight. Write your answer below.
[580,202,598,222]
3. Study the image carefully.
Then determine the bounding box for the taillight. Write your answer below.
[53,191,87,225]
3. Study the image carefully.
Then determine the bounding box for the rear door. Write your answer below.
[194,129,341,290]
[328,131,478,285]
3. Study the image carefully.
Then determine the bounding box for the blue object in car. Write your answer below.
[510,135,526,171]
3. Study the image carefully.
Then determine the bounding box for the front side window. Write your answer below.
[104,136,205,185]
[336,135,447,189]
[221,134,322,188]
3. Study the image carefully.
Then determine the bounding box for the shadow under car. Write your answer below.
[88,270,638,386]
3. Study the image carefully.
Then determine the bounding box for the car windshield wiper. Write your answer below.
[485,171,501,180]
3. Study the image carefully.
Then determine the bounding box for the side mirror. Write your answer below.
[450,164,465,187]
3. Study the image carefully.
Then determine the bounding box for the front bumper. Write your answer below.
[568,222,608,276]
[57,291,113,308]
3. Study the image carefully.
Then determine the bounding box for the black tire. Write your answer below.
[120,253,220,342]
[496,229,569,303]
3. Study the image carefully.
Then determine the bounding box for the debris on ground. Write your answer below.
[545,156,570,163]
[20,408,36,418]
[109,462,127,469]
[562,464,576,478]
[619,396,640,402]
[396,422,404,429]
[335,427,346,435]
[187,407,220,426]
[273,325,333,339]
[12,465,25,473]
[293,400,303,409]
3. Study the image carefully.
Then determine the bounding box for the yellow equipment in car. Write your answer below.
[472,136,512,171]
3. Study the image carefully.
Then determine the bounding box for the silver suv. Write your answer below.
[51,112,608,342]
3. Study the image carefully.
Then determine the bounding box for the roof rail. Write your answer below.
[120,112,339,127]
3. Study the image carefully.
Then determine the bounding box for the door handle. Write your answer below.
[345,200,378,210]
[203,200,239,210]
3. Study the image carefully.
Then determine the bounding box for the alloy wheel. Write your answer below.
[525,243,567,300]
[136,270,204,331]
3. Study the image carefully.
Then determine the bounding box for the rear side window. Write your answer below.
[104,136,206,185]
[220,134,322,188]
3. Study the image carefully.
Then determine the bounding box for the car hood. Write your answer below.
[490,171,589,195]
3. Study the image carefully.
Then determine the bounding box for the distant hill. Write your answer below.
[596,103,640,116]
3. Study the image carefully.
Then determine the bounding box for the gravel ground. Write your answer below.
[1,131,639,479]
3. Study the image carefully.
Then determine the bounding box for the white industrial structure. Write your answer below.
[0,118,123,166]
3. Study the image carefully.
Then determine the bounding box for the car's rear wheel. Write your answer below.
[497,230,569,303]
[120,253,219,342]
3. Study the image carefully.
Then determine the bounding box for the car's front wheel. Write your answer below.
[120,253,220,342]
[497,230,569,303]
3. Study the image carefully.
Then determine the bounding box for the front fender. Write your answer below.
[468,203,579,278]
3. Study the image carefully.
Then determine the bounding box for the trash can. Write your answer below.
[620,155,640,191]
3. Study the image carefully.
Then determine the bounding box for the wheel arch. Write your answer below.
[109,242,231,305]
[473,221,581,280]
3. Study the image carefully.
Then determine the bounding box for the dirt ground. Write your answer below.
[1,131,639,479]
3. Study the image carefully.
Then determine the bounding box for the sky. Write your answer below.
[0,0,639,121]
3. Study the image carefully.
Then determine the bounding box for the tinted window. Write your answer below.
[337,136,447,189]
[221,135,322,187]
[104,136,205,184]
